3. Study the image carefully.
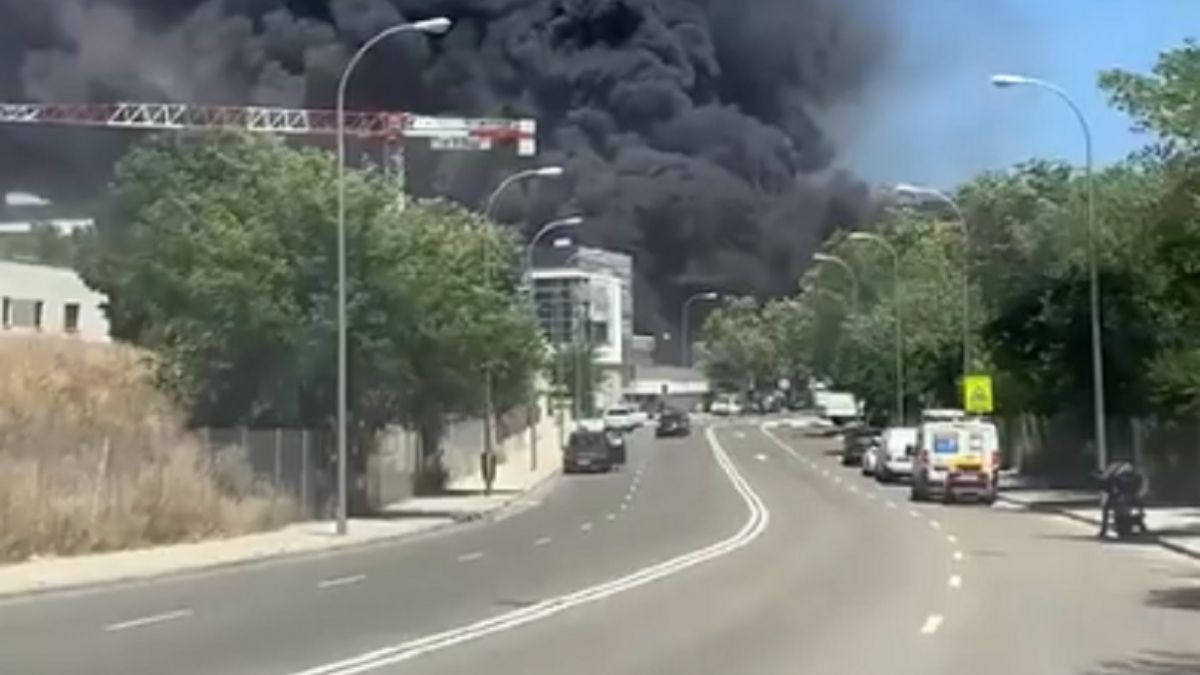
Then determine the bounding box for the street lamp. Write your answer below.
[524,216,583,283]
[479,165,566,493]
[991,73,1107,472]
[484,166,566,221]
[335,16,451,535]
[681,291,720,367]
[812,252,859,311]
[848,232,905,424]
[893,182,971,386]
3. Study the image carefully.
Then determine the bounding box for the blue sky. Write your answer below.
[835,0,1198,190]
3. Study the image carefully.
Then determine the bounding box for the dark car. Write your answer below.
[564,429,615,473]
[606,429,628,465]
[655,408,691,437]
[841,426,880,466]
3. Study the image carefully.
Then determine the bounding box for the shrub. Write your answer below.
[0,337,295,562]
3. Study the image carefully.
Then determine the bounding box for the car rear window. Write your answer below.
[933,432,960,455]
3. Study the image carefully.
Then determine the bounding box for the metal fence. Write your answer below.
[196,406,542,518]
[999,413,1200,501]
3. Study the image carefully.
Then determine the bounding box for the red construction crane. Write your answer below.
[0,102,537,155]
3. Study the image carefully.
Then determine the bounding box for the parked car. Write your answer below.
[910,418,1000,504]
[656,408,691,437]
[875,426,919,483]
[841,426,880,467]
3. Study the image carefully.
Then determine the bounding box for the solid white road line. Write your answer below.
[456,552,484,562]
[318,574,366,590]
[287,425,770,675]
[534,537,552,546]
[920,614,944,635]
[104,609,193,632]
[953,550,964,561]
[948,575,962,589]
[580,522,593,532]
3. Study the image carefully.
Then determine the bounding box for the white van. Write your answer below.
[875,426,919,483]
[910,419,1000,504]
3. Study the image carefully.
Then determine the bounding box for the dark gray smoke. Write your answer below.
[0,0,890,330]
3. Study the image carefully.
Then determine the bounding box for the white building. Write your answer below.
[0,261,110,341]
[530,246,633,410]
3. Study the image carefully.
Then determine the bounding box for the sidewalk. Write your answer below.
[0,420,563,599]
[998,487,1200,562]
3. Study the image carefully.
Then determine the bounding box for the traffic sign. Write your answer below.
[963,374,994,414]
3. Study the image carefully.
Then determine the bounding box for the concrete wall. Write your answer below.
[0,261,109,342]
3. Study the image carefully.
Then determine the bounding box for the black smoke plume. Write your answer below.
[0,0,890,331]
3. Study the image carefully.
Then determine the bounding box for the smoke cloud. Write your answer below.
[0,0,891,330]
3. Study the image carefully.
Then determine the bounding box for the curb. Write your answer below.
[0,468,562,603]
[997,493,1200,564]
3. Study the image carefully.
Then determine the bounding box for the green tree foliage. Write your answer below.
[78,134,543,500]
[548,341,603,418]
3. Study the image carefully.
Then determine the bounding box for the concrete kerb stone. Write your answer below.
[0,464,563,602]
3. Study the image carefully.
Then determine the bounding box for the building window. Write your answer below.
[6,298,43,330]
[64,303,80,333]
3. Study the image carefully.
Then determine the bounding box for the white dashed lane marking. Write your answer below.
[946,534,958,544]
[318,574,366,589]
[580,522,594,532]
[534,537,552,546]
[755,453,768,461]
[105,609,193,632]
[948,575,962,589]
[920,615,944,635]
[606,513,616,521]
[953,551,964,561]
[457,552,484,562]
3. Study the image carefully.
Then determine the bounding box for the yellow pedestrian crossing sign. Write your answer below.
[963,374,994,414]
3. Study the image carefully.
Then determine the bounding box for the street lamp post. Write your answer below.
[894,183,971,388]
[335,16,451,535]
[812,253,859,312]
[681,291,720,367]
[848,232,905,424]
[991,73,1106,471]
[479,166,566,493]
[523,216,583,285]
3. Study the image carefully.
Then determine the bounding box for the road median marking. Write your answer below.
[318,574,366,590]
[287,425,769,675]
[920,614,944,635]
[104,609,193,632]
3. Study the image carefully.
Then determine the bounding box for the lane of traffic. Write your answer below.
[775,420,1200,674]
[370,423,975,675]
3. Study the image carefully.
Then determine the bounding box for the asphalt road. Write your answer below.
[4,420,1200,674]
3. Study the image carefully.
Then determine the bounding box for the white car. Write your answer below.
[875,427,918,483]
[711,395,742,416]
[602,405,642,432]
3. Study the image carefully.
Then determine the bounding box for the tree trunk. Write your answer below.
[415,413,448,495]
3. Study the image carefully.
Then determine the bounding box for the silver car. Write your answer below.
[875,427,918,483]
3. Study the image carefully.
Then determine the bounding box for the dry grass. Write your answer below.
[0,337,295,562]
